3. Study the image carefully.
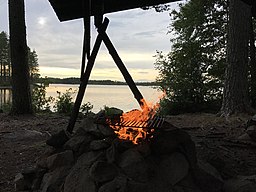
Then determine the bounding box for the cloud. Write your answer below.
[0,0,181,81]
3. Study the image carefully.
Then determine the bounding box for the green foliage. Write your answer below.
[0,31,40,85]
[155,0,226,114]
[32,84,54,112]
[80,102,93,117]
[1,102,12,113]
[28,47,40,82]
[54,88,75,115]
[0,31,11,85]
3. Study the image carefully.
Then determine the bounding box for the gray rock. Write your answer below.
[47,150,74,170]
[37,147,57,169]
[14,173,27,191]
[118,148,144,168]
[63,152,102,192]
[134,142,151,157]
[64,134,93,151]
[98,175,127,192]
[97,124,115,137]
[46,129,70,148]
[122,160,150,182]
[223,175,256,192]
[77,150,105,167]
[90,139,111,150]
[158,152,189,186]
[31,168,47,190]
[40,166,71,192]
[126,180,148,192]
[106,141,118,163]
[64,169,96,192]
[175,173,202,192]
[194,160,223,192]
[79,118,102,137]
[105,139,133,164]
[89,161,118,183]
[150,128,191,155]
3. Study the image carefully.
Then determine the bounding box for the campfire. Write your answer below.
[99,97,164,144]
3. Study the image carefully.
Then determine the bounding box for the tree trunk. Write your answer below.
[8,0,33,114]
[221,0,252,115]
[249,17,256,108]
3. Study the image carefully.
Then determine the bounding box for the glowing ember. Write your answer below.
[108,95,164,144]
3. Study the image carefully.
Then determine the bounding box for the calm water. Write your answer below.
[46,84,161,113]
[0,84,162,112]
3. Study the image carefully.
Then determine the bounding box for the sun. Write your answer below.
[37,17,46,26]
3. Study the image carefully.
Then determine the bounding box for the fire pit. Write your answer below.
[14,112,224,192]
[95,99,165,144]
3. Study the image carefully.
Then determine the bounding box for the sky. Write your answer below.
[0,0,183,82]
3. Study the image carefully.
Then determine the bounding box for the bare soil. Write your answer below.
[0,112,256,192]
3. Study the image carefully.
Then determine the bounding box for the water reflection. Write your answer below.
[0,88,12,108]
[46,84,162,113]
[0,84,161,113]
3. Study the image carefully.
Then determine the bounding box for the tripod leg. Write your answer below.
[98,23,145,108]
[67,18,109,133]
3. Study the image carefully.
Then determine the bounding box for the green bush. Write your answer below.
[54,88,75,115]
[80,102,93,117]
[1,102,12,113]
[32,84,54,112]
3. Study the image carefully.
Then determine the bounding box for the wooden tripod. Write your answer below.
[66,16,145,134]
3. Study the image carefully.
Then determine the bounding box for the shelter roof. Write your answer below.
[49,0,178,22]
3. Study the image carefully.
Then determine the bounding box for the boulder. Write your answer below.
[14,173,27,191]
[46,129,70,148]
[64,169,96,192]
[47,150,74,170]
[89,161,118,183]
[90,139,111,151]
[150,127,191,155]
[63,152,102,192]
[118,148,144,168]
[158,152,189,186]
[40,166,71,192]
[64,134,94,152]
[194,160,223,192]
[98,175,127,192]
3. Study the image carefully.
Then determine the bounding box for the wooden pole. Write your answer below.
[98,24,145,107]
[66,18,109,133]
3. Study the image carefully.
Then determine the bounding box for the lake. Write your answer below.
[0,84,162,113]
[46,84,162,113]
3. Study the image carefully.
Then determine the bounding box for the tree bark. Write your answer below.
[249,17,256,108]
[8,0,33,114]
[221,0,252,115]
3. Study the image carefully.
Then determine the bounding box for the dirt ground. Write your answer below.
[0,112,256,192]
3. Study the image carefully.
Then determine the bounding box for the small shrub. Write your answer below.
[32,84,54,112]
[80,102,93,117]
[1,102,12,113]
[54,88,75,115]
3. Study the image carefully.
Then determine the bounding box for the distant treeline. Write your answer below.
[36,77,158,86]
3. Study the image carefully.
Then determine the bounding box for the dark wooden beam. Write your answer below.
[66,18,109,133]
[48,0,178,21]
[97,20,145,107]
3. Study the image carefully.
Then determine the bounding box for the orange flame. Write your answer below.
[109,92,165,144]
